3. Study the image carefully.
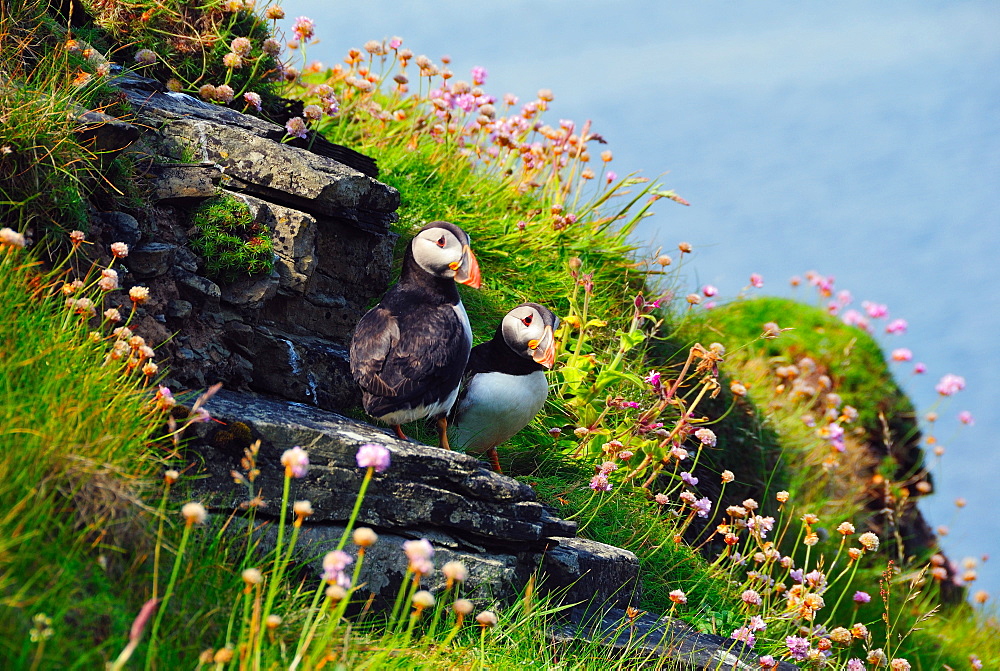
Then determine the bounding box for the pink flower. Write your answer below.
[605,171,617,184]
[741,589,762,606]
[730,626,755,648]
[644,370,662,391]
[281,446,309,478]
[243,92,262,111]
[891,348,912,362]
[654,493,669,505]
[471,66,488,86]
[862,301,888,319]
[356,443,391,472]
[959,411,974,425]
[886,318,908,334]
[701,284,718,297]
[292,16,316,41]
[322,550,353,586]
[935,374,966,396]
[285,117,308,139]
[841,310,870,332]
[589,474,612,491]
[749,273,763,288]
[853,590,871,603]
[693,497,712,518]
[111,242,129,258]
[694,428,717,446]
[681,472,698,486]
[913,362,927,374]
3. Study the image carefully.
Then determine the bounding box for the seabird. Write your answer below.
[450,302,558,471]
[350,221,481,448]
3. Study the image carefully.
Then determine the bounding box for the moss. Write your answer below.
[188,193,274,282]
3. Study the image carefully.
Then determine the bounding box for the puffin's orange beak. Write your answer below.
[530,324,556,369]
[452,245,481,288]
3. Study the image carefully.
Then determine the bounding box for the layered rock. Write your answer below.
[190,390,641,612]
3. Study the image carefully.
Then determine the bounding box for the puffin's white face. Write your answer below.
[501,303,558,368]
[411,226,481,287]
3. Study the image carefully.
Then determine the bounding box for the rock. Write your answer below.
[126,242,177,278]
[541,537,640,612]
[248,329,357,409]
[142,163,222,201]
[552,608,799,670]
[122,85,399,227]
[220,270,279,306]
[175,271,221,306]
[97,211,141,248]
[184,391,636,612]
[166,299,192,319]
[74,109,140,154]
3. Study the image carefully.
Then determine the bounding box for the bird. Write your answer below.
[450,302,559,472]
[349,221,481,449]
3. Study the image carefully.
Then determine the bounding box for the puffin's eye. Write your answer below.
[521,314,533,326]
[436,236,447,248]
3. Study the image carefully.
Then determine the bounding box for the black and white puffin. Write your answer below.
[450,302,559,471]
[350,221,481,448]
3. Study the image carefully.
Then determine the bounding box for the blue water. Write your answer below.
[282,0,1000,597]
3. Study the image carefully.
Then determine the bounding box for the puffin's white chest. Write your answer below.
[451,370,548,452]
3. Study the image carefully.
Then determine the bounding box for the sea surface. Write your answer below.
[281,0,1000,597]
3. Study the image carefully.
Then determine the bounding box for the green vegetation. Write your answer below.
[0,2,996,670]
[188,193,275,281]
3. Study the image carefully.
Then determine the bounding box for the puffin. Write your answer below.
[350,221,481,449]
[450,302,559,472]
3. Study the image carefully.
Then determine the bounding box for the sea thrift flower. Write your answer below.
[959,410,974,425]
[889,659,911,671]
[694,428,717,446]
[838,522,856,535]
[749,273,764,288]
[265,6,285,19]
[293,500,314,518]
[285,116,308,139]
[215,84,235,103]
[292,16,315,41]
[454,599,474,615]
[702,284,718,297]
[199,84,217,101]
[846,660,865,671]
[605,171,617,184]
[134,49,157,64]
[589,474,612,491]
[858,532,880,551]
[322,550,352,586]
[243,92,262,111]
[230,36,252,55]
[885,318,908,334]
[471,66,488,85]
[731,626,755,647]
[476,611,498,627]
[69,230,85,246]
[412,590,435,610]
[891,348,912,362]
[758,655,777,669]
[181,502,208,525]
[668,589,687,604]
[935,374,966,396]
[222,52,243,69]
[242,568,263,585]
[654,493,669,505]
[356,443,391,472]
[785,636,810,660]
[353,527,378,547]
[741,589,762,606]
[111,242,129,258]
[281,446,309,478]
[98,268,118,291]
[681,472,698,486]
[302,104,322,121]
[262,38,281,55]
[721,470,735,483]
[442,561,468,583]
[403,538,434,564]
[914,362,927,374]
[854,590,871,603]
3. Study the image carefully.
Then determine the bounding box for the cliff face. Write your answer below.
[92,74,399,410]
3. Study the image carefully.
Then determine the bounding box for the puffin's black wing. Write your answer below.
[351,303,470,417]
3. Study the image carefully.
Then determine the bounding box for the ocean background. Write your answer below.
[280,0,1000,597]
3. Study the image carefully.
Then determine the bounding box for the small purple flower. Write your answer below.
[292,16,316,41]
[790,568,804,583]
[959,410,974,425]
[749,273,764,288]
[471,65,488,85]
[285,116,308,139]
[862,301,888,319]
[654,493,669,505]
[846,660,865,671]
[681,472,698,486]
[243,91,262,111]
[785,635,810,661]
[758,655,777,669]
[913,362,927,374]
[589,474,612,492]
[748,615,767,631]
[644,370,662,390]
[741,589,762,606]
[693,497,712,518]
[853,590,871,603]
[356,443,391,472]
[322,550,353,586]
[702,284,718,298]
[605,170,617,184]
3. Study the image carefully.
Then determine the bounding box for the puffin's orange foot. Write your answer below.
[487,447,503,473]
[393,425,408,441]
[436,416,451,450]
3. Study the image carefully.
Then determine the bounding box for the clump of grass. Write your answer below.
[188,193,274,281]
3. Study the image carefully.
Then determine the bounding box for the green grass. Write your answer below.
[2,2,999,669]
[188,193,275,281]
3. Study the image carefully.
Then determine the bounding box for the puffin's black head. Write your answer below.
[408,221,481,288]
[500,302,559,369]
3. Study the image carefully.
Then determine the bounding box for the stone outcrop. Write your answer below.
[83,75,400,409]
[190,390,641,613]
